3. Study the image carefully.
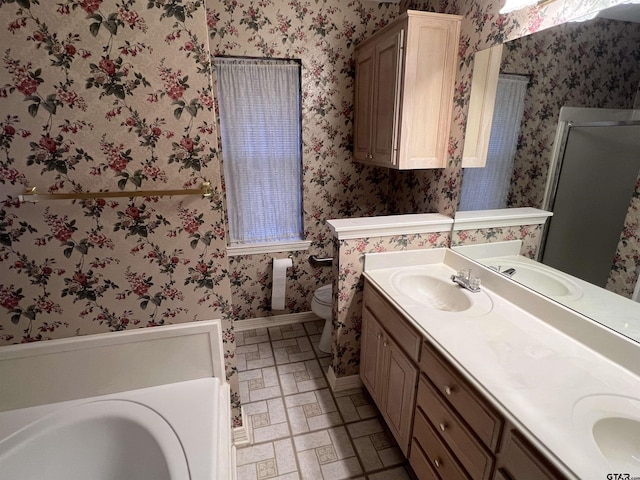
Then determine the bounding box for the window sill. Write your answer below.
[227,240,312,256]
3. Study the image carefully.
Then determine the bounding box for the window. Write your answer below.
[459,74,529,210]
[214,58,303,248]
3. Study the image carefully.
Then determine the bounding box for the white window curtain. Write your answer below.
[459,74,529,211]
[215,58,303,244]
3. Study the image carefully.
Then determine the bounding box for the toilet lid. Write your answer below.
[314,284,332,306]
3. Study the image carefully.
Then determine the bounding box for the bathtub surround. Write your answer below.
[1,379,228,480]
[0,320,232,479]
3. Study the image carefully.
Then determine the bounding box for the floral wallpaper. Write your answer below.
[498,18,640,300]
[205,0,398,321]
[608,175,640,298]
[504,18,640,209]
[331,230,451,377]
[0,0,243,425]
[451,224,544,258]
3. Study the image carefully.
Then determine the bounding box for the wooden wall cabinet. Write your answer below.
[462,44,503,168]
[360,280,569,480]
[353,11,462,169]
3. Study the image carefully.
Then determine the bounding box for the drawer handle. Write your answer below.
[434,458,442,468]
[439,422,447,432]
[444,385,454,395]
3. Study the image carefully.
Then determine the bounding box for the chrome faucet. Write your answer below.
[490,265,517,278]
[451,269,481,293]
[502,267,516,277]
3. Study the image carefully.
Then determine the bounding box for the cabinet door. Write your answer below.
[371,29,403,166]
[497,428,565,480]
[360,307,384,403]
[353,43,375,162]
[381,335,418,455]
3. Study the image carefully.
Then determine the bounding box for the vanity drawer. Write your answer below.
[417,375,493,479]
[363,284,421,361]
[409,439,439,480]
[419,341,502,451]
[411,407,470,480]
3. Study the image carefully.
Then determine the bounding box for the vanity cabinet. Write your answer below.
[360,280,569,480]
[353,10,461,169]
[495,427,565,480]
[414,341,501,479]
[361,285,420,455]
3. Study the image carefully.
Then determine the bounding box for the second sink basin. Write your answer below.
[484,258,583,301]
[573,394,640,473]
[390,266,493,316]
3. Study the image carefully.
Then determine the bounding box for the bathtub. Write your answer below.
[0,377,230,480]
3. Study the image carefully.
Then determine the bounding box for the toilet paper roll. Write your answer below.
[271,257,293,310]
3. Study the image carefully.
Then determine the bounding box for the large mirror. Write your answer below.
[454,3,640,344]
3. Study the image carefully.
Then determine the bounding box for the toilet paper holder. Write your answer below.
[309,255,333,267]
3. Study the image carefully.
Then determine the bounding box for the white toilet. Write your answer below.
[311,284,333,353]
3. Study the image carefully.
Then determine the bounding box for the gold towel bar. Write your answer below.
[18,182,213,203]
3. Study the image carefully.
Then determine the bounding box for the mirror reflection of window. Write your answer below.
[459,74,529,210]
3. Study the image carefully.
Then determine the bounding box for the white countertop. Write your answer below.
[363,248,640,479]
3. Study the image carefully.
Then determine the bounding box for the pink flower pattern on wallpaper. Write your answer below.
[0,0,239,424]
[452,225,543,259]
[503,19,640,210]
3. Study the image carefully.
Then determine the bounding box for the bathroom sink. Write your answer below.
[484,259,582,301]
[390,266,493,316]
[593,417,640,469]
[572,394,640,472]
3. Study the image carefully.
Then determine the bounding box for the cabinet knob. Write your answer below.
[383,340,388,347]
[439,422,447,432]
[444,385,454,395]
[376,332,382,340]
[367,153,373,159]
[434,458,442,468]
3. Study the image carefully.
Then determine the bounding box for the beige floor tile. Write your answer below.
[294,426,361,479]
[273,336,315,364]
[244,398,290,443]
[269,323,307,340]
[239,366,282,403]
[334,388,378,423]
[303,319,326,335]
[347,417,403,472]
[367,465,412,479]
[238,341,275,371]
[278,359,327,395]
[236,325,415,480]
[237,328,271,346]
[320,456,362,479]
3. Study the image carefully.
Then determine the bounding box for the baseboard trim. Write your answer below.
[235,311,319,332]
[233,407,251,447]
[326,365,363,392]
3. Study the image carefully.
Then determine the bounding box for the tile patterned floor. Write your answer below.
[236,320,414,480]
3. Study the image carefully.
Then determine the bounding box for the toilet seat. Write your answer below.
[313,284,332,307]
